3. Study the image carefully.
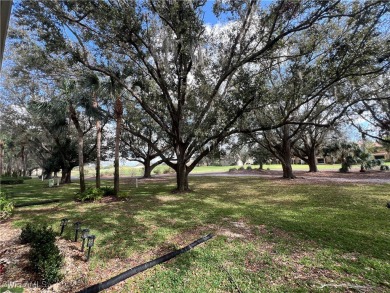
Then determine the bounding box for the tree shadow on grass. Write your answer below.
[11,176,390,267]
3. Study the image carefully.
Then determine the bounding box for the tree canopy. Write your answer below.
[1,0,389,191]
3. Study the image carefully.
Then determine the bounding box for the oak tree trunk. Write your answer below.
[175,163,189,192]
[280,127,295,179]
[307,148,318,172]
[282,162,294,179]
[61,167,72,184]
[143,158,152,178]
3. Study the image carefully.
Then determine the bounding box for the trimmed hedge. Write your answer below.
[0,178,24,185]
[21,224,63,286]
[20,223,38,244]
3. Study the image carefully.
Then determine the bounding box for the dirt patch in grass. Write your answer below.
[97,196,124,204]
[155,195,181,202]
[216,219,257,241]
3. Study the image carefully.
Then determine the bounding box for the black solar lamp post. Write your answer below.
[60,218,68,236]
[74,221,81,242]
[81,228,90,252]
[86,235,96,261]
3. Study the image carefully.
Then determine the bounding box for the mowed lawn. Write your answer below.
[76,163,346,178]
[2,176,390,292]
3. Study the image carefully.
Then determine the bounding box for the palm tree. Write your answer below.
[79,73,106,188]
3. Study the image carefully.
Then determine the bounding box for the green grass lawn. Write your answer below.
[76,164,345,178]
[2,177,390,292]
[74,162,390,178]
[191,164,344,173]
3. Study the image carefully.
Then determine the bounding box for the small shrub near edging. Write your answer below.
[228,168,237,172]
[238,166,245,171]
[23,224,63,286]
[0,191,14,221]
[20,223,39,244]
[246,166,252,170]
[0,178,24,185]
[76,187,104,202]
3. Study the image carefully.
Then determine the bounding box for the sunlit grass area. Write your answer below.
[70,161,390,179]
[192,164,344,173]
[2,177,390,292]
[72,164,346,178]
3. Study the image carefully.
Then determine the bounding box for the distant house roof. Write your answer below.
[0,0,13,71]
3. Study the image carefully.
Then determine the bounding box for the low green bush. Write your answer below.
[380,165,389,171]
[76,187,104,202]
[0,178,24,185]
[340,156,355,173]
[20,223,38,244]
[228,168,237,172]
[153,168,162,175]
[26,225,63,286]
[22,176,32,180]
[100,185,115,196]
[0,191,14,221]
[246,166,252,170]
[238,166,245,171]
[163,168,174,174]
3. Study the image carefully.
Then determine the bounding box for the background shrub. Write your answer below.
[0,191,14,221]
[163,167,174,174]
[228,168,237,172]
[380,165,389,171]
[100,186,115,196]
[246,166,252,170]
[0,178,24,185]
[76,187,104,202]
[238,166,245,171]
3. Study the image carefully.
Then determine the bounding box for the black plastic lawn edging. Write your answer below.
[77,234,214,293]
[14,199,60,207]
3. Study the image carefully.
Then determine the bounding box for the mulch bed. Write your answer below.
[0,221,89,292]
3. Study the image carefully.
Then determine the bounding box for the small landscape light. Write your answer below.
[81,228,90,252]
[74,221,81,242]
[86,235,96,261]
[60,218,68,236]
